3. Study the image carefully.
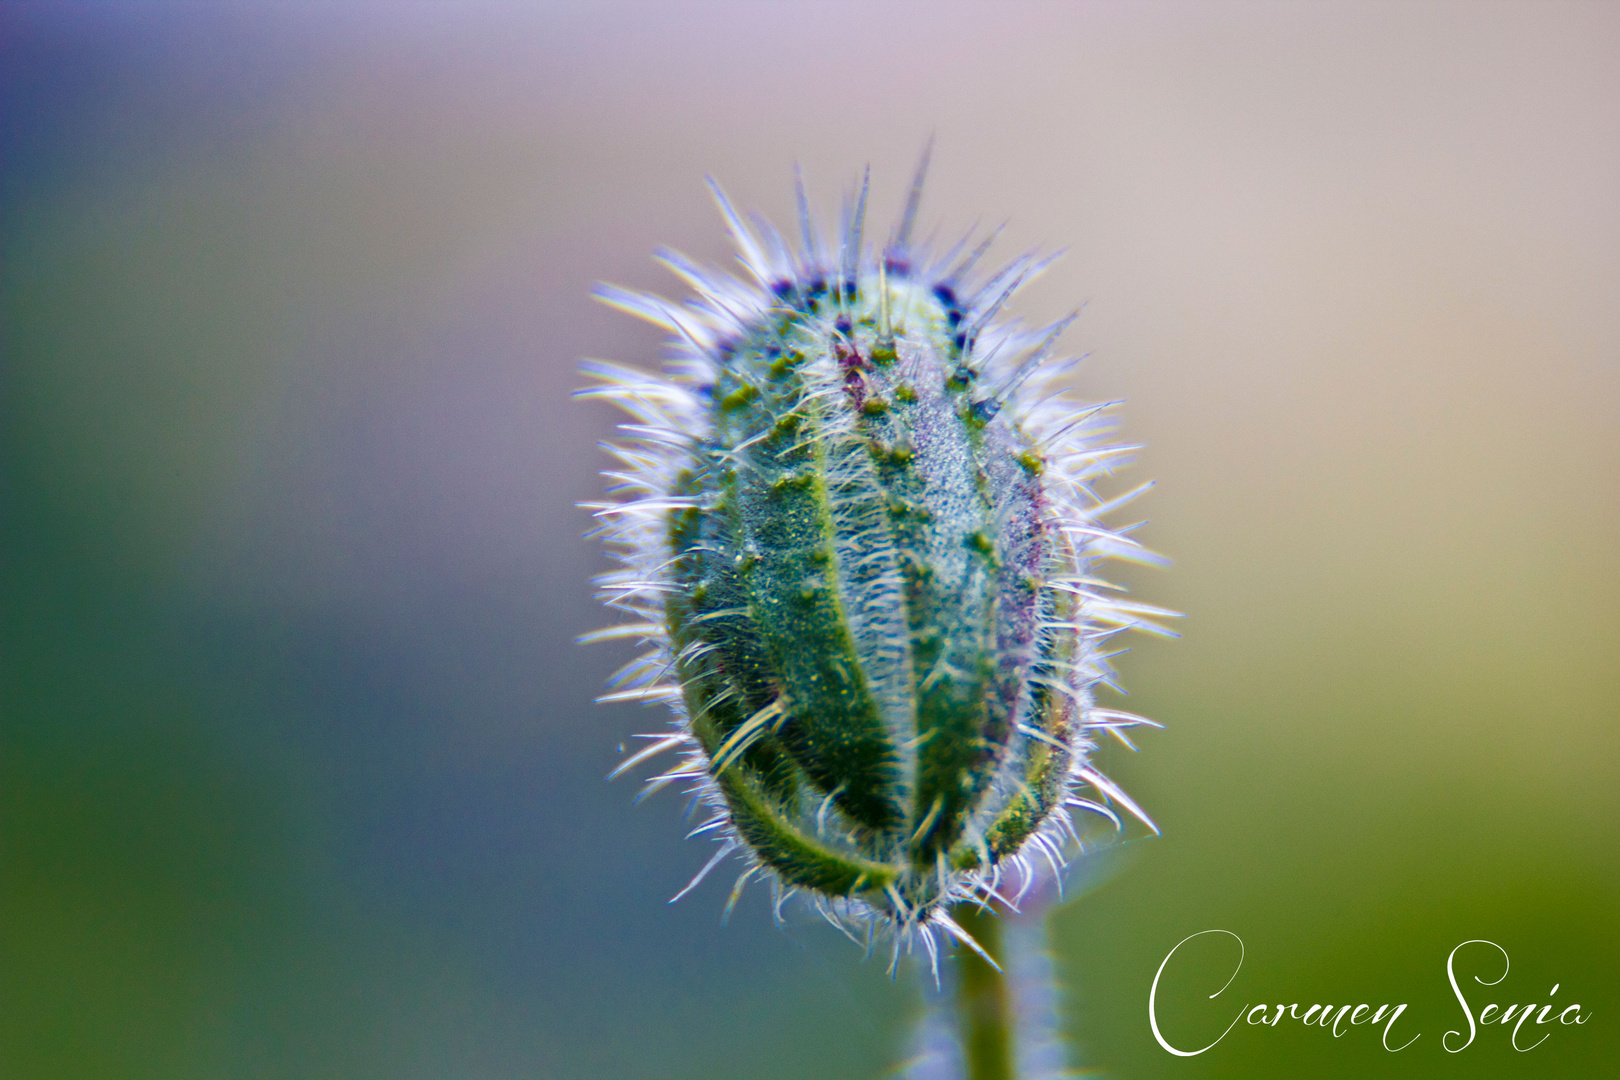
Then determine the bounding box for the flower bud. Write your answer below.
[580,157,1173,955]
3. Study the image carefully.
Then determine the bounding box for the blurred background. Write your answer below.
[3,4,1616,1078]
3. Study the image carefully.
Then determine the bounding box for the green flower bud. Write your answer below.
[580,155,1174,960]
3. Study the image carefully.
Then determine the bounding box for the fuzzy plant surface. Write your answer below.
[580,152,1173,966]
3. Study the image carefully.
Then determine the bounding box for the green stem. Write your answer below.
[952,902,1013,1080]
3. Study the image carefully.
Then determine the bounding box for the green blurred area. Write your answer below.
[3,580,283,1078]
[3,5,1617,1078]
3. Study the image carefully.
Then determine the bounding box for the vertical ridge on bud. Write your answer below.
[579,155,1174,955]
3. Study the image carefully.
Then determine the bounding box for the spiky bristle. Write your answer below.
[578,156,1173,956]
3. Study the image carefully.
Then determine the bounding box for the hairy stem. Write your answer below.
[953,902,1013,1080]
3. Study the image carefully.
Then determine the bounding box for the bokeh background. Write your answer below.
[4,4,1616,1078]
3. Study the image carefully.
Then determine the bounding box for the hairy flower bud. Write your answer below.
[580,155,1173,959]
